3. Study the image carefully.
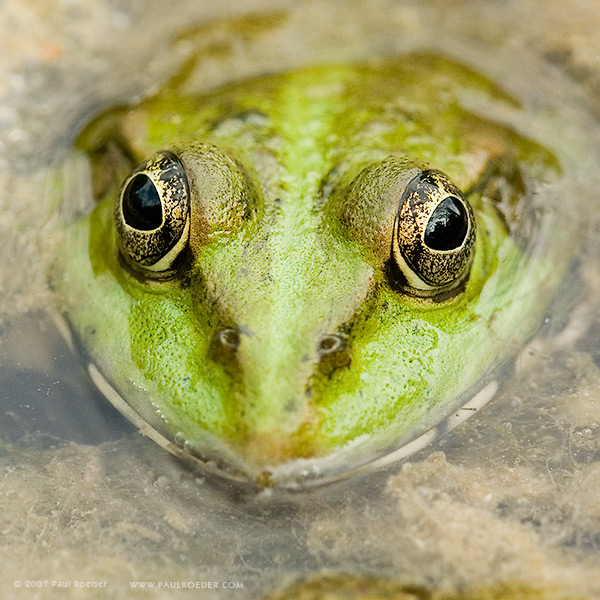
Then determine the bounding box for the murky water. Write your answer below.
[2,1,600,598]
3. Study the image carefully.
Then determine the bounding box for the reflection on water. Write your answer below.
[0,317,134,447]
[1,0,600,598]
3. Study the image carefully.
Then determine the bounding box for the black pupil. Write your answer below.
[424,196,469,251]
[122,174,163,231]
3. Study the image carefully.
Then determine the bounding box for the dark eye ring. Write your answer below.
[116,151,190,272]
[392,170,476,297]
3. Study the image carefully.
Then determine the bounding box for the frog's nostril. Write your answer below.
[317,334,350,374]
[318,334,344,355]
[210,327,241,364]
[218,328,241,350]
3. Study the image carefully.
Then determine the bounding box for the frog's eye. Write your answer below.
[116,151,190,272]
[392,170,476,296]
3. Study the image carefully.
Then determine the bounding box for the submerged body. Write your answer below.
[56,55,565,485]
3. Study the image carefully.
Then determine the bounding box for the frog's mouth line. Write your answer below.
[85,354,498,491]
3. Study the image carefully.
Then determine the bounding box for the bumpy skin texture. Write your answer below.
[57,55,560,477]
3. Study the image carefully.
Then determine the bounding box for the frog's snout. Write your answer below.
[203,325,354,464]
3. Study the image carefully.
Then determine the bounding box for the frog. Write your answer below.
[53,54,568,487]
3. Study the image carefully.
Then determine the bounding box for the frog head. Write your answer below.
[56,55,562,485]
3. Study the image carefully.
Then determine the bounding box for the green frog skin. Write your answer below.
[55,55,562,485]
